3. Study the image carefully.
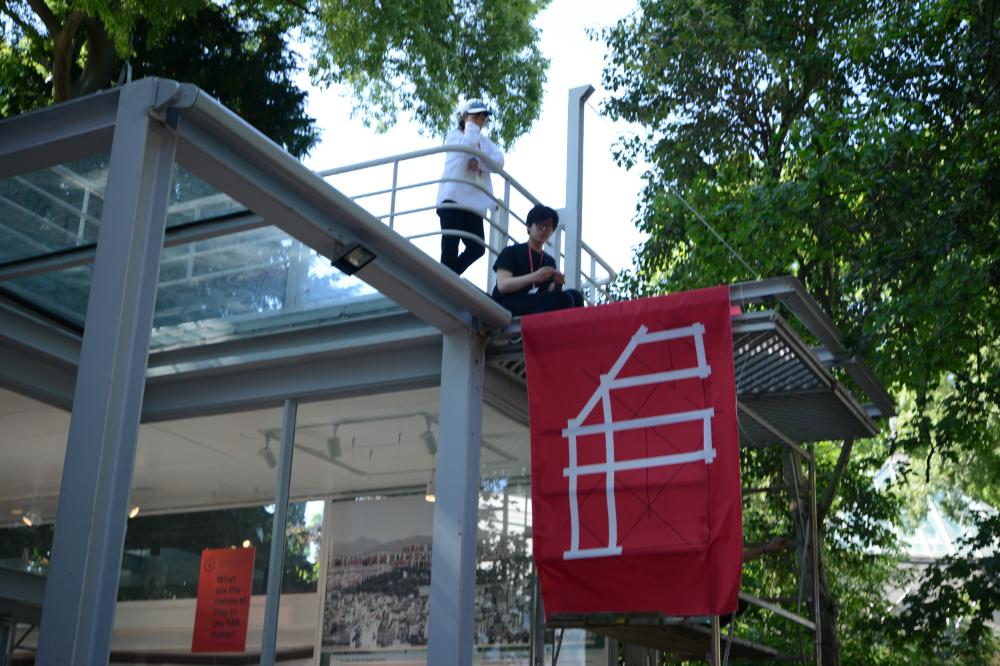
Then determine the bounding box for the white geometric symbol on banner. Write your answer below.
[561,323,715,561]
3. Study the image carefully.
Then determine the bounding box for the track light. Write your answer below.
[21,509,41,527]
[129,506,140,519]
[258,436,278,469]
[327,425,342,459]
[420,416,437,456]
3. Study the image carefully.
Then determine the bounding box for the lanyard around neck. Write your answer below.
[528,245,536,288]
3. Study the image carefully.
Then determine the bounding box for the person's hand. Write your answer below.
[533,266,556,283]
[551,270,566,285]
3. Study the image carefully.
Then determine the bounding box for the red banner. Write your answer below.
[522,287,742,617]
[191,547,256,653]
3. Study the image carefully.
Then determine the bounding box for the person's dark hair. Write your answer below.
[526,204,559,229]
[457,114,466,131]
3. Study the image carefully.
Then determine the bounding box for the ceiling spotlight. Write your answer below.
[327,425,342,459]
[258,436,278,470]
[425,468,436,504]
[129,506,140,519]
[420,416,437,456]
[242,539,252,548]
[21,509,41,527]
[331,243,376,276]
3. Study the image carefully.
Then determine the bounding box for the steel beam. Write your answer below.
[562,85,594,290]
[427,328,486,665]
[0,342,75,410]
[36,78,176,665]
[810,445,823,666]
[737,402,813,461]
[0,88,118,178]
[0,299,81,365]
[142,336,443,422]
[730,277,894,417]
[483,365,529,426]
[738,592,816,630]
[260,398,298,666]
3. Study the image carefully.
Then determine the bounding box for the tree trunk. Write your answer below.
[31,2,114,103]
[49,11,85,102]
[75,18,116,97]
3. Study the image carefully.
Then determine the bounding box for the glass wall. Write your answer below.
[0,501,321,599]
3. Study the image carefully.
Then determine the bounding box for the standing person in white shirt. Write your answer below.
[436,99,505,275]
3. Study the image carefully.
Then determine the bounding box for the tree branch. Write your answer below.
[76,16,116,97]
[25,0,57,33]
[818,438,854,526]
[50,9,86,102]
[283,0,320,19]
[0,1,44,41]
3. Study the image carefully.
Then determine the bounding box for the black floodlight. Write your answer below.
[332,243,375,275]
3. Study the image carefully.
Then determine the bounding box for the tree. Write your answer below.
[601,0,998,663]
[0,0,552,148]
[130,2,318,157]
[0,1,317,156]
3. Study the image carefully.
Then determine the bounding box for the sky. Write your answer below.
[296,0,648,277]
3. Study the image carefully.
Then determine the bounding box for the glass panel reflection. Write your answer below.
[151,227,386,349]
[0,158,246,266]
[0,502,320,598]
[2,263,92,327]
[0,226,391,344]
[0,156,108,263]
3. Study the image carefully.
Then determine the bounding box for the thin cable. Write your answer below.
[582,99,762,281]
[666,182,762,280]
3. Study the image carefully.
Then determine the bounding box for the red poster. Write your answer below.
[191,547,256,652]
[522,287,742,617]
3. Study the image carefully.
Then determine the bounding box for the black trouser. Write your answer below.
[496,288,584,316]
[437,201,485,275]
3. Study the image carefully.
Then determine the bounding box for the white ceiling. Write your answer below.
[0,386,530,528]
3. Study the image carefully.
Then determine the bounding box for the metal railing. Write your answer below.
[2,150,620,309]
[320,145,617,304]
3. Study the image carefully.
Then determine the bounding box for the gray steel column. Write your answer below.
[810,445,823,666]
[427,328,486,665]
[36,78,177,665]
[261,398,298,666]
[710,615,721,666]
[563,85,594,290]
[530,575,546,666]
[0,617,11,666]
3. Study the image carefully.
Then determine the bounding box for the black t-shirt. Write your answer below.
[491,242,556,300]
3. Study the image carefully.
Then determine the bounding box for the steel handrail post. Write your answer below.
[389,159,399,229]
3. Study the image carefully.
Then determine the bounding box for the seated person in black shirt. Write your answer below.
[491,205,585,316]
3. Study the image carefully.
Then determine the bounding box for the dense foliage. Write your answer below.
[602,0,998,663]
[0,0,551,149]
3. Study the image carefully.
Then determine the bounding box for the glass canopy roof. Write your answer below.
[0,156,393,348]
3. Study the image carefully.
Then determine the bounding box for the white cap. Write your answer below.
[461,99,491,115]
